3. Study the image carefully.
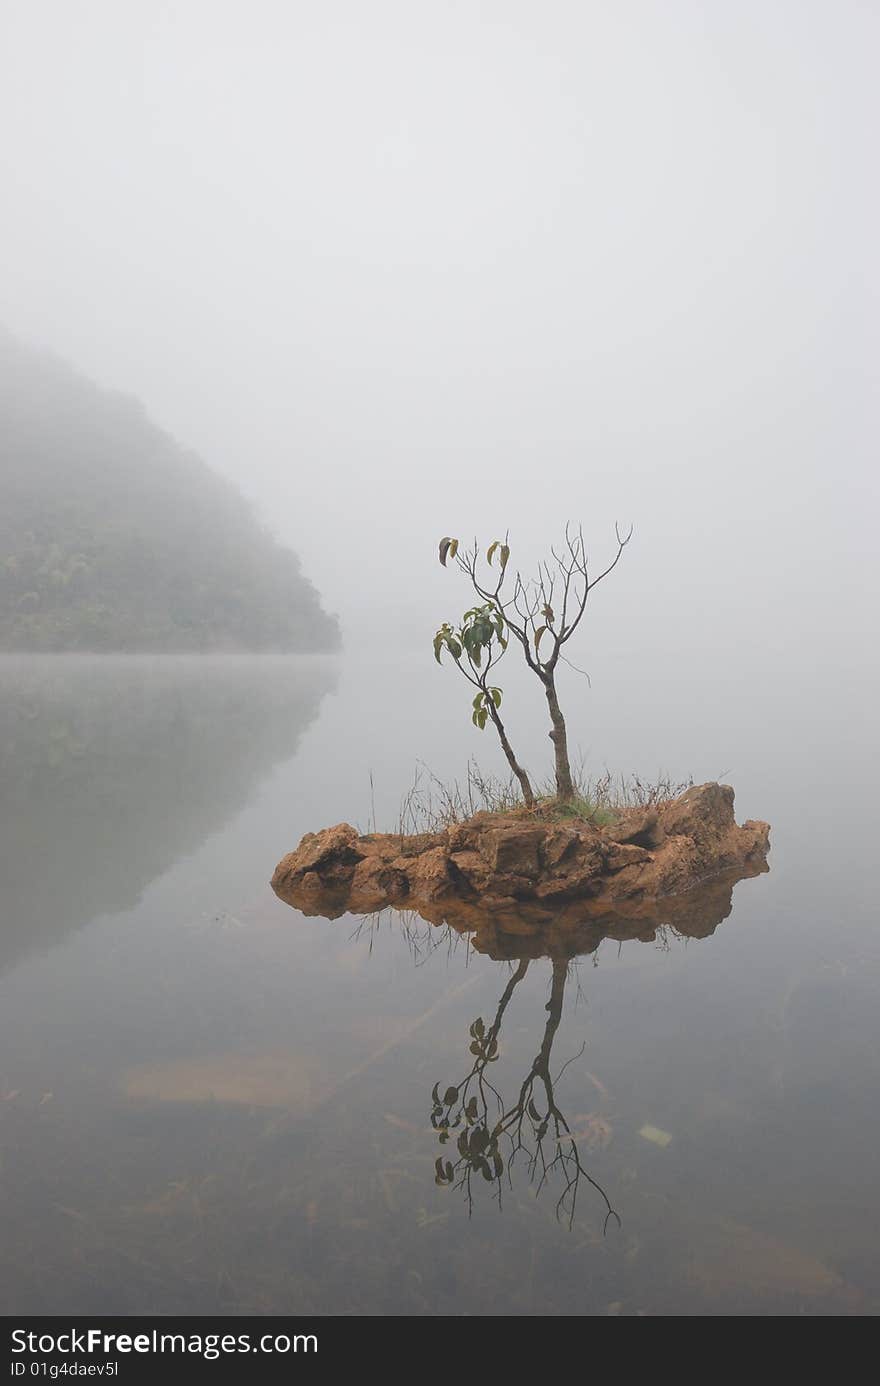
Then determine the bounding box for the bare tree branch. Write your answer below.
[440,523,632,801]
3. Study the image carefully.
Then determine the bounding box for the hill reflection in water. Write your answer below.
[0,654,336,972]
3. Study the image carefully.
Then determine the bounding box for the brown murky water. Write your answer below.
[0,650,876,1315]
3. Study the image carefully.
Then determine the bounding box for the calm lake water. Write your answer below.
[0,645,876,1316]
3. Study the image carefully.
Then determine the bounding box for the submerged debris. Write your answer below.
[639,1124,673,1149]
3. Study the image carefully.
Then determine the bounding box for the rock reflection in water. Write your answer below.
[281,861,766,1232]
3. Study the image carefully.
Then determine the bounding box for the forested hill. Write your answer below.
[0,331,340,651]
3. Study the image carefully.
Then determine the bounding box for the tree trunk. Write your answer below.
[487,702,536,808]
[535,959,568,1075]
[544,676,575,801]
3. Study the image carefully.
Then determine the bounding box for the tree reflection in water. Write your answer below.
[431,955,621,1232]
[303,862,768,1235]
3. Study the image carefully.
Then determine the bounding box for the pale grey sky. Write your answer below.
[1,0,877,651]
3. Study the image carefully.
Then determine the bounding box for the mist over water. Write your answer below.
[1,2,877,641]
[0,645,876,1314]
[0,1,877,1318]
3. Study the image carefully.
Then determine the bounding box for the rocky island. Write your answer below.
[273,532,769,948]
[271,781,770,945]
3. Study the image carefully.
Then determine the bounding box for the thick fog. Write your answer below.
[1,0,877,657]
[3,7,880,1320]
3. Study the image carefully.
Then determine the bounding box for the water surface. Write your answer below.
[0,648,876,1316]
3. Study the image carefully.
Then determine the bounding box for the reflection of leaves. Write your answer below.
[429,963,620,1233]
[434,1157,455,1185]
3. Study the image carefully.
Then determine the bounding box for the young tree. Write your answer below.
[433,598,536,808]
[440,524,632,802]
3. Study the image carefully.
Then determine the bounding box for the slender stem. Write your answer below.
[485,694,535,808]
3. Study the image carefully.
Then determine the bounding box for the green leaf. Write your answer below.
[490,687,502,708]
[443,1086,459,1106]
[448,638,462,659]
[500,544,510,570]
[534,625,547,654]
[432,1083,440,1105]
[448,539,459,561]
[487,541,499,565]
[472,692,484,710]
[438,537,453,567]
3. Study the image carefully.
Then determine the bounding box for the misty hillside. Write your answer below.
[0,331,339,651]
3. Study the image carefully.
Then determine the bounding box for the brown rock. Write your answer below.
[406,845,456,903]
[286,870,349,919]
[534,873,599,902]
[270,783,771,940]
[271,822,363,889]
[448,849,493,892]
[394,831,445,859]
[349,857,410,912]
[607,808,665,849]
[659,783,770,877]
[661,782,736,841]
[540,824,583,869]
[478,822,544,878]
[603,841,652,872]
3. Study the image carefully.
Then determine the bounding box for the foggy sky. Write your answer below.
[1,0,877,655]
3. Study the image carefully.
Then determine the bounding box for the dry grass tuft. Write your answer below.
[395,759,693,835]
